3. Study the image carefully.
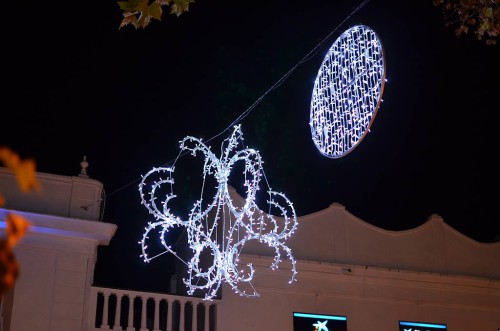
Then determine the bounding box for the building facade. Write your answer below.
[218,191,500,330]
[0,166,117,331]
[0,167,499,330]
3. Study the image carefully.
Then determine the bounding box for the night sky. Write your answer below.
[5,1,499,292]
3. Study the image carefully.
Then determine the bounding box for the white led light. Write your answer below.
[139,125,297,300]
[310,25,386,158]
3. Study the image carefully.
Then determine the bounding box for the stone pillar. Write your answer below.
[179,300,186,331]
[126,295,135,331]
[101,293,110,329]
[191,301,198,331]
[153,298,161,331]
[166,299,173,331]
[139,296,148,331]
[114,294,123,330]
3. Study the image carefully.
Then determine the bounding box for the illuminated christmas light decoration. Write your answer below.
[138,125,297,300]
[310,25,386,158]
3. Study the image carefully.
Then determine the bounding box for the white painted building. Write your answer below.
[221,192,500,330]
[0,164,116,331]
[0,164,499,330]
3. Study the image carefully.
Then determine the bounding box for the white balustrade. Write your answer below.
[88,286,219,331]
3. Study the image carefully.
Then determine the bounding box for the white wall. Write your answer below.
[12,245,92,330]
[218,255,500,331]
[0,208,116,331]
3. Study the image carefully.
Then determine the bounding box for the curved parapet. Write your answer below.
[239,192,500,279]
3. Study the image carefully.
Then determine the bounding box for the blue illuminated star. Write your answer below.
[313,320,329,331]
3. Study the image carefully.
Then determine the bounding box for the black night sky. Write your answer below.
[4,1,499,292]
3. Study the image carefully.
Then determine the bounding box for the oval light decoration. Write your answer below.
[310,25,386,158]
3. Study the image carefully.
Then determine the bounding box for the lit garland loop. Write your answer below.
[310,25,386,158]
[138,125,297,300]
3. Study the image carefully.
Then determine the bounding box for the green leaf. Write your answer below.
[118,0,143,12]
[170,0,194,17]
[149,2,163,20]
[117,0,196,29]
[483,7,493,18]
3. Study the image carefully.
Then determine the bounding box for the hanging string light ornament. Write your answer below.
[310,25,386,158]
[138,125,297,300]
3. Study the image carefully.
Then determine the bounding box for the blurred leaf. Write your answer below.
[0,147,36,294]
[0,240,19,293]
[6,213,31,248]
[456,24,469,36]
[0,147,20,169]
[13,159,40,192]
[433,0,499,45]
[484,6,493,18]
[0,147,40,192]
[0,213,30,293]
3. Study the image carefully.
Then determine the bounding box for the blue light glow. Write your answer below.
[293,313,347,321]
[399,321,447,329]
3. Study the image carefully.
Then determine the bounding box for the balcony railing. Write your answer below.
[88,286,219,331]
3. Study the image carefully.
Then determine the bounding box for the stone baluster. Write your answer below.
[102,292,110,329]
[166,299,173,331]
[153,297,161,331]
[179,299,186,331]
[114,293,123,330]
[139,296,148,331]
[204,303,210,331]
[191,301,198,331]
[126,295,135,331]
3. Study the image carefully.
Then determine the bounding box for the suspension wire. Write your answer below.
[101,0,371,202]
